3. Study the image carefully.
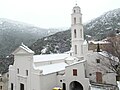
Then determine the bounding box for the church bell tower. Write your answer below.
[71,5,84,58]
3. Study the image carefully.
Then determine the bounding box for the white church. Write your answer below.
[8,5,117,90]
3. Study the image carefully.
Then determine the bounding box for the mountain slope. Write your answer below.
[30,30,71,54]
[84,8,120,39]
[0,18,61,57]
[31,8,120,54]
[1,8,120,74]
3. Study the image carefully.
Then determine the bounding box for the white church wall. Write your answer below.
[56,75,64,88]
[14,55,33,76]
[71,25,84,40]
[103,73,116,85]
[65,62,89,90]
[8,65,15,90]
[34,59,65,67]
[31,71,41,90]
[34,61,52,67]
[0,72,9,90]
[86,52,117,85]
[39,73,57,90]
[14,55,33,90]
[9,45,34,90]
[56,70,66,88]
[71,14,82,25]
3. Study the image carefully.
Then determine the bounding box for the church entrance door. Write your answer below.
[20,83,24,90]
[70,81,83,90]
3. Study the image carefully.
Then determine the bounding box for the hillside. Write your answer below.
[30,30,71,54]
[0,18,61,57]
[84,8,120,39]
[1,8,120,74]
[30,8,120,54]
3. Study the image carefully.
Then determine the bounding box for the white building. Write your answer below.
[0,73,9,90]
[8,5,117,90]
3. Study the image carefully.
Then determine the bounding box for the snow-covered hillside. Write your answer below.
[0,18,63,57]
[84,8,120,40]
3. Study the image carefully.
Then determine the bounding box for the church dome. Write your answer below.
[72,4,81,13]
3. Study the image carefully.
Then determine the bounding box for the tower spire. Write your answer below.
[71,5,84,58]
[75,0,77,6]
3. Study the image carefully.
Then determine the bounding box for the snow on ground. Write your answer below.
[117,81,120,90]
[91,81,120,90]
[91,87,106,90]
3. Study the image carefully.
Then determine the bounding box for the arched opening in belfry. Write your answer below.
[74,29,77,38]
[70,81,83,90]
[74,17,76,24]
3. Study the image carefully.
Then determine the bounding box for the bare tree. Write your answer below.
[103,35,120,79]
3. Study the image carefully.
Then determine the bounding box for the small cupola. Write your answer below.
[72,4,81,14]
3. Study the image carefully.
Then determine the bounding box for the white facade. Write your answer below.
[0,73,9,90]
[71,6,84,58]
[86,51,117,83]
[8,4,117,90]
[9,44,90,90]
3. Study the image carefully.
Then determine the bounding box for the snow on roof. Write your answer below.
[89,40,109,44]
[65,56,79,61]
[98,51,119,62]
[20,43,34,54]
[34,62,68,75]
[83,40,88,45]
[41,47,47,54]
[98,51,109,57]
[65,49,73,54]
[33,53,69,62]
[66,60,86,67]
[91,87,106,90]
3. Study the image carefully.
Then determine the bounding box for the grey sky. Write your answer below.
[0,0,120,28]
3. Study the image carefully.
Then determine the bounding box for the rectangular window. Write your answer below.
[74,29,77,38]
[74,17,76,24]
[0,78,2,81]
[80,17,82,23]
[0,86,2,89]
[74,10,76,13]
[26,70,28,76]
[17,68,19,74]
[81,45,83,54]
[80,29,82,38]
[96,59,100,63]
[20,83,24,90]
[75,45,77,54]
[73,69,77,76]
[11,83,13,90]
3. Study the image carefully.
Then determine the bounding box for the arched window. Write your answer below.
[74,29,77,38]
[80,29,82,38]
[75,45,77,54]
[81,45,83,54]
[74,17,76,24]
[26,70,28,76]
[74,10,76,13]
[80,17,82,23]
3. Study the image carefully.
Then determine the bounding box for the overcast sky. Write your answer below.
[0,0,120,28]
